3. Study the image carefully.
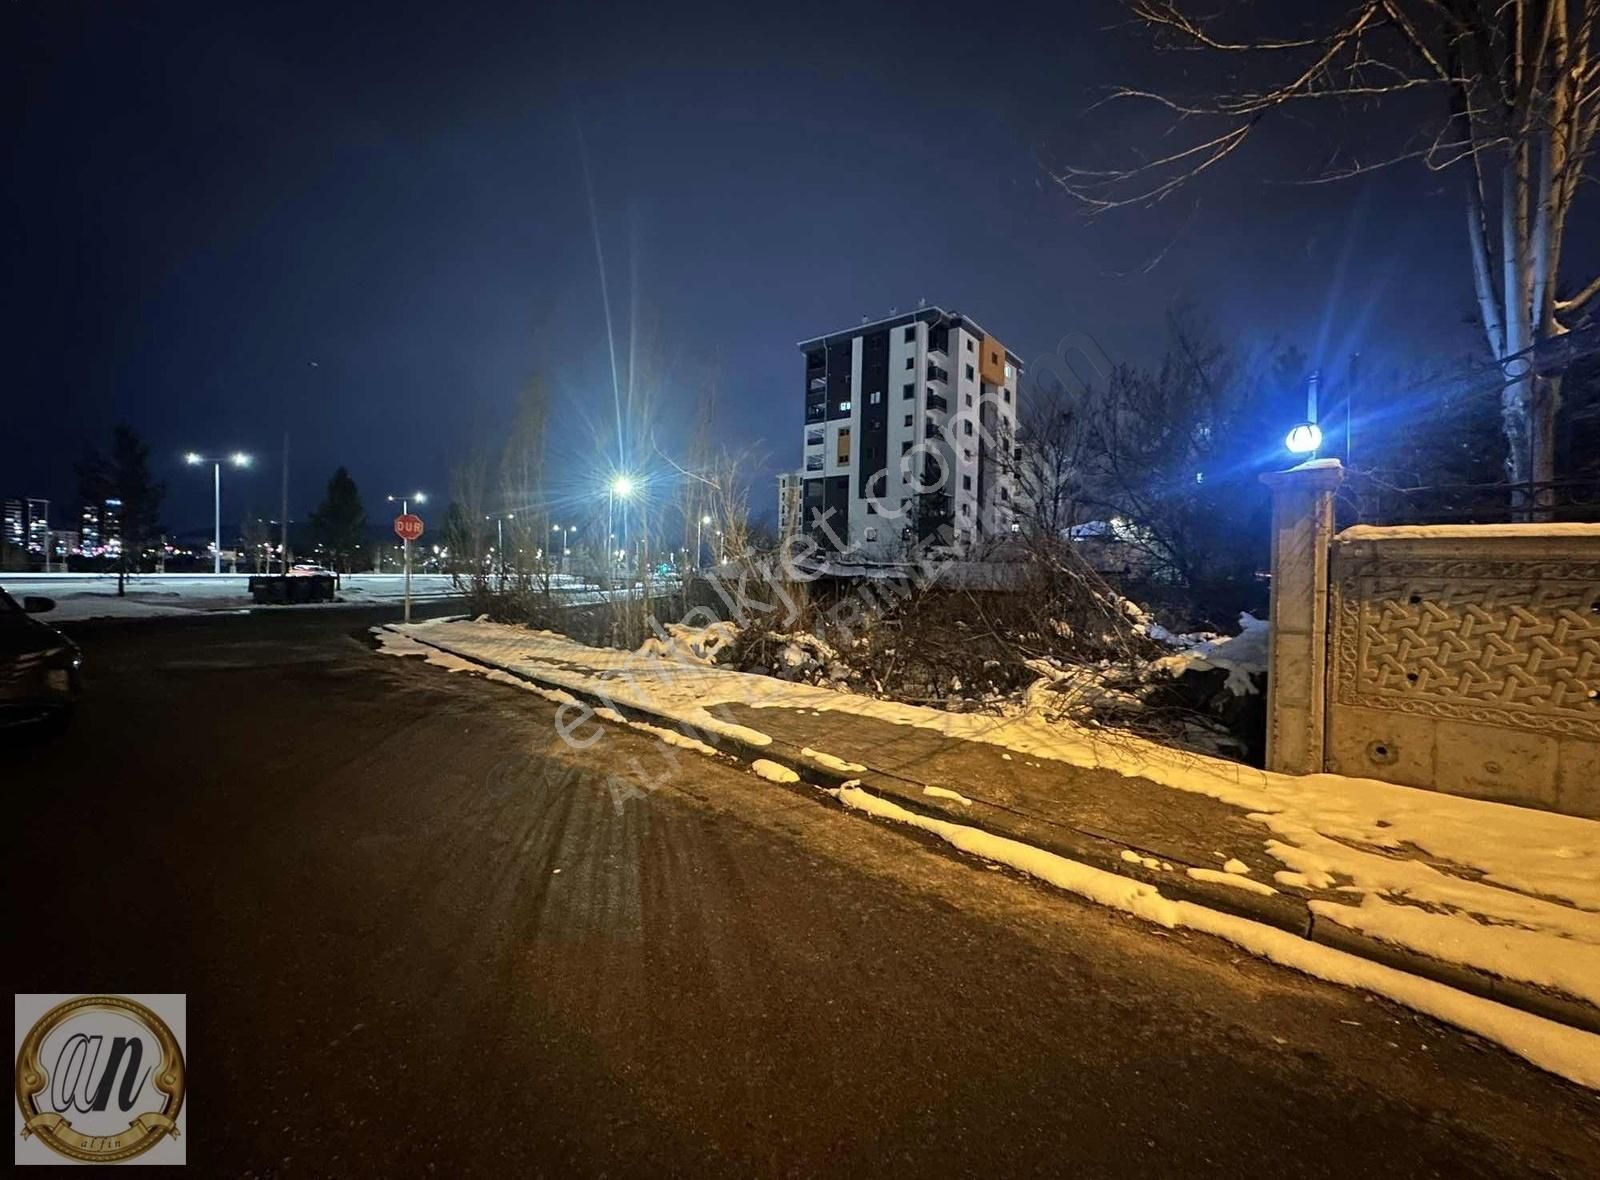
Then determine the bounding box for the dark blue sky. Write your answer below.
[5,0,1486,532]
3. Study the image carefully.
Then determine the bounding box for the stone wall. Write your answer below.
[1262,461,1600,819]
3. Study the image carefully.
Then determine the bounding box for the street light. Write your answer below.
[695,513,713,570]
[186,451,252,574]
[552,523,577,572]
[1285,422,1324,455]
[607,474,636,570]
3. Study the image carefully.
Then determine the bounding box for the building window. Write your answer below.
[963,420,973,436]
[960,502,971,516]
[903,326,915,343]
[869,390,882,405]
[1000,487,1010,501]
[865,526,878,541]
[966,338,974,352]
[1005,363,1015,380]
[806,427,823,445]
[904,357,914,370]
[965,364,975,381]
[902,382,914,399]
[903,414,912,427]
[964,448,973,461]
[836,428,851,464]
[962,474,972,491]
[838,400,851,412]
[965,393,973,407]
[1003,388,1011,403]
[901,442,911,455]
[866,502,877,515]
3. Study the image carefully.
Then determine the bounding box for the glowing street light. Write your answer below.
[696,513,713,570]
[607,473,636,569]
[186,450,253,574]
[1285,422,1324,455]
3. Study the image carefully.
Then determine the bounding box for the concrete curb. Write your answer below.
[387,625,1600,1037]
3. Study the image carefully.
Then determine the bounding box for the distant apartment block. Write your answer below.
[25,498,49,556]
[797,307,1020,560]
[80,497,124,558]
[2,498,24,551]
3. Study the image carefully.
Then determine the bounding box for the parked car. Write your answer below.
[289,563,335,577]
[0,588,82,727]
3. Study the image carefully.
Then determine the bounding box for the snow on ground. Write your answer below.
[801,747,867,774]
[751,759,800,784]
[924,786,973,806]
[380,618,1600,1012]
[829,784,1600,1090]
[4,573,465,620]
[1187,867,1278,896]
[1149,613,1268,696]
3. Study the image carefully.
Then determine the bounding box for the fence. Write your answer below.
[1263,460,1600,819]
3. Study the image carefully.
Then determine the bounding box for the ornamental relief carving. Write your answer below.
[1330,555,1600,738]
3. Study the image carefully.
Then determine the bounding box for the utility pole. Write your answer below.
[280,431,290,575]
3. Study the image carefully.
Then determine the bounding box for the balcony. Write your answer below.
[808,376,827,392]
[806,428,824,446]
[926,364,949,384]
[805,455,824,472]
[926,392,948,413]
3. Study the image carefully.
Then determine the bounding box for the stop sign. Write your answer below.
[394,513,424,542]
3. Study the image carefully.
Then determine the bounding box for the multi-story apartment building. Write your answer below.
[2,498,24,552]
[25,498,50,557]
[796,307,1020,560]
[79,497,124,558]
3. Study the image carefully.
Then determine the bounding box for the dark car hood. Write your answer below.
[0,612,77,659]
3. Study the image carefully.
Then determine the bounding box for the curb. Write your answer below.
[387,624,1600,1037]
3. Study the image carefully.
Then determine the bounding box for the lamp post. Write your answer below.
[387,492,426,621]
[696,514,712,570]
[186,451,252,574]
[607,475,635,572]
[551,523,577,573]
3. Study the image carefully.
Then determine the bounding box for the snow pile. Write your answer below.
[829,784,1600,1090]
[1149,613,1269,696]
[634,620,740,666]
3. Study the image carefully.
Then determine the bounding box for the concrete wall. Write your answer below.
[1324,524,1600,817]
[1262,460,1600,819]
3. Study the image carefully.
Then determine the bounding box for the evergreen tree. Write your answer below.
[79,426,165,593]
[309,467,368,572]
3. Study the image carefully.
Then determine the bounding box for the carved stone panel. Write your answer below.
[1330,555,1600,740]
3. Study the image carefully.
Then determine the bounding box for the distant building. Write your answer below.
[25,498,49,557]
[797,306,1020,560]
[2,498,23,551]
[777,471,803,542]
[51,531,80,560]
[79,497,124,558]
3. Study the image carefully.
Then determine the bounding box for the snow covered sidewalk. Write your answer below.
[377,617,1600,1085]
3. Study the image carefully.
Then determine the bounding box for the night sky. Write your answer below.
[6,0,1490,534]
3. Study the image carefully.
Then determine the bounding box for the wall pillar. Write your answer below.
[1259,459,1344,775]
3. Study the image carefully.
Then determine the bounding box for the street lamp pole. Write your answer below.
[187,451,251,574]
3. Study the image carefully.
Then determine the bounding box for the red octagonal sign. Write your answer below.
[393,513,424,542]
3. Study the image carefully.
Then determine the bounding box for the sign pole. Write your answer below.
[393,509,423,624]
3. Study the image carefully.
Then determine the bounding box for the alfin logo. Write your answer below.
[14,994,186,1165]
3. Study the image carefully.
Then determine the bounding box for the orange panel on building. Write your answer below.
[979,335,1007,386]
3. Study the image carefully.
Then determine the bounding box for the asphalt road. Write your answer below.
[7,608,1600,1177]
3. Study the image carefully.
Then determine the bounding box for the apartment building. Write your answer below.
[797,307,1020,560]
[777,470,803,542]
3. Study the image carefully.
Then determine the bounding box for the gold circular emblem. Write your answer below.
[14,995,185,1163]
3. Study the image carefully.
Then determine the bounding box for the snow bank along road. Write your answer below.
[9,610,1600,1175]
[379,618,1600,1085]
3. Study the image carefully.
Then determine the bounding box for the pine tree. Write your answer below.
[309,467,368,573]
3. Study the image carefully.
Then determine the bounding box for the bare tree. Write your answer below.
[1056,0,1600,492]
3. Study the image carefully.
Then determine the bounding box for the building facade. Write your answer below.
[777,471,803,542]
[797,307,1020,560]
[25,498,49,558]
